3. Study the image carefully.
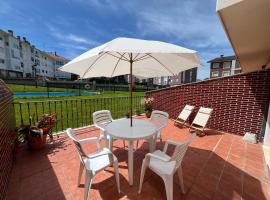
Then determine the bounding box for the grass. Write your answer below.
[9,84,146,131]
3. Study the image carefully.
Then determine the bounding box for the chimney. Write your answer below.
[220,54,224,58]
[23,37,27,42]
[7,30,13,36]
[54,51,57,56]
[17,36,21,40]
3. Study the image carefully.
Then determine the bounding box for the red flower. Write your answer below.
[42,128,49,133]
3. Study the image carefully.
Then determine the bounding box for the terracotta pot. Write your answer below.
[145,110,152,118]
[27,134,47,150]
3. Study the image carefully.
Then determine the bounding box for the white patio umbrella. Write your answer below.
[59,37,200,126]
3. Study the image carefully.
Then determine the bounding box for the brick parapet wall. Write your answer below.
[146,69,270,136]
[0,79,15,200]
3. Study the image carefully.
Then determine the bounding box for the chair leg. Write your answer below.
[163,175,173,200]
[84,171,93,200]
[113,160,121,193]
[177,167,185,194]
[138,159,148,194]
[78,162,84,186]
[136,140,139,149]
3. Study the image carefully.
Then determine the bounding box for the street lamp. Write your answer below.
[32,64,37,88]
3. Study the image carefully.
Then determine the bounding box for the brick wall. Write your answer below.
[146,69,270,137]
[0,79,15,200]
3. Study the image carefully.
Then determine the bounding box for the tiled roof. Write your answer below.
[43,52,69,62]
[207,55,236,63]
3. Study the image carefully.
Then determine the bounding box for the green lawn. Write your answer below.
[9,84,146,132]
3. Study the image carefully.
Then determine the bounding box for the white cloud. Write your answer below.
[46,23,98,45]
[66,34,98,45]
[59,42,89,51]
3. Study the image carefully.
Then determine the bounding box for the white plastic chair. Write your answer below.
[138,133,196,200]
[150,110,169,141]
[174,105,195,127]
[93,110,125,148]
[136,110,169,148]
[66,128,120,200]
[189,107,213,136]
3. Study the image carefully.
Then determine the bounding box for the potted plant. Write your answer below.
[142,97,154,118]
[17,113,56,150]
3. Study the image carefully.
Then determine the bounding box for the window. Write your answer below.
[5,42,9,46]
[21,62,24,68]
[42,70,44,73]
[212,62,220,69]
[45,71,48,74]
[235,61,241,69]
[0,59,4,64]
[0,37,2,40]
[222,71,230,77]
[223,61,231,69]
[211,71,219,77]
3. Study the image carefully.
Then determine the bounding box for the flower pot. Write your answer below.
[27,133,47,150]
[145,110,152,118]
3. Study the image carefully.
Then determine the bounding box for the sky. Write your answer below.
[0,0,234,80]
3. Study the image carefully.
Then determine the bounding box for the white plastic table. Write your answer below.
[105,118,157,186]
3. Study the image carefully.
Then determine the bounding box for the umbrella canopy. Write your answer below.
[59,37,200,79]
[216,0,270,72]
[59,37,200,126]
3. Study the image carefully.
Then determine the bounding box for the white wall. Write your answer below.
[264,102,270,146]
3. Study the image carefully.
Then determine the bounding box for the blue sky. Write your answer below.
[0,0,233,80]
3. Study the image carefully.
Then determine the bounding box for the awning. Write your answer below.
[216,0,270,72]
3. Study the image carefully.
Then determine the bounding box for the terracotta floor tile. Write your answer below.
[6,119,270,200]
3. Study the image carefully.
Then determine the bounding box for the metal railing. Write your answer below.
[13,96,145,132]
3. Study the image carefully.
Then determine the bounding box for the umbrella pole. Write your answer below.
[130,53,133,127]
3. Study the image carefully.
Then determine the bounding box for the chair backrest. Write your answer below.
[93,110,113,128]
[191,107,213,128]
[177,105,195,121]
[171,133,196,169]
[150,110,169,130]
[66,128,88,166]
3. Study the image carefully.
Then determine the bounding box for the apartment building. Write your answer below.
[152,67,197,86]
[208,55,242,79]
[44,52,70,79]
[170,68,197,85]
[0,29,70,79]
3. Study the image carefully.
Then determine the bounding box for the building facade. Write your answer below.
[152,67,197,86]
[169,68,197,85]
[208,55,242,79]
[0,29,70,79]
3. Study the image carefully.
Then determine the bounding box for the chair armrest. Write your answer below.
[79,137,100,150]
[163,140,182,153]
[145,153,170,162]
[88,148,114,163]
[94,124,105,131]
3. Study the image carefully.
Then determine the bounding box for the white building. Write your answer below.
[44,52,71,79]
[0,29,70,79]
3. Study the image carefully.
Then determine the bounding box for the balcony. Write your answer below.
[5,119,270,200]
[1,69,270,200]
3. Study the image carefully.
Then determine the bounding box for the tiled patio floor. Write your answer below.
[6,118,270,200]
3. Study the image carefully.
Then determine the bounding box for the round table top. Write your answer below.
[105,118,157,140]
